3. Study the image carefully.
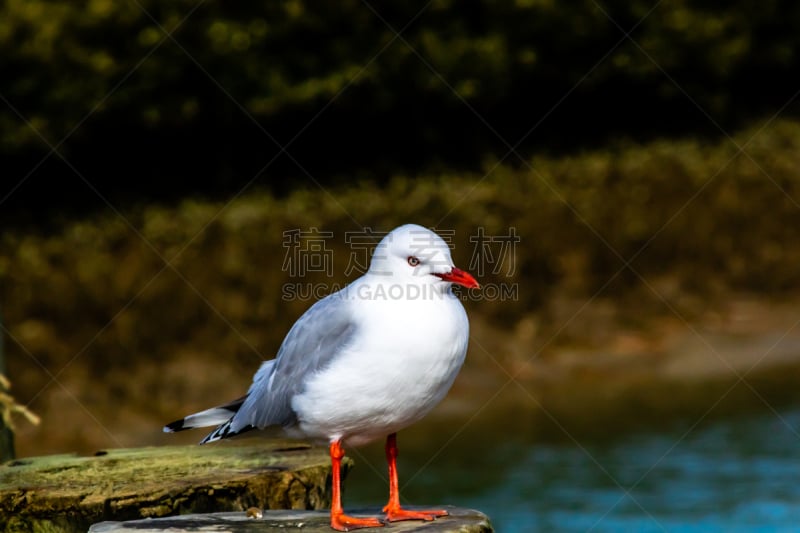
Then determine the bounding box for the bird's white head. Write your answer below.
[367,224,480,291]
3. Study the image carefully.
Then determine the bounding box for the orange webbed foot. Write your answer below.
[382,503,449,522]
[330,512,384,531]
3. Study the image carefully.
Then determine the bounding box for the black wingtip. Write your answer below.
[163,419,187,433]
[199,423,256,444]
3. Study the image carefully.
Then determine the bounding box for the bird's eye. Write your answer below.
[407,256,420,267]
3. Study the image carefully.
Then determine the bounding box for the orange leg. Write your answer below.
[382,433,448,522]
[329,440,384,531]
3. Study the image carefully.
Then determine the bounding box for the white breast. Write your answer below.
[290,281,469,446]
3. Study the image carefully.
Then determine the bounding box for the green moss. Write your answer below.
[0,442,346,533]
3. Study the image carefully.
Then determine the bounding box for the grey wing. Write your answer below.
[229,292,357,433]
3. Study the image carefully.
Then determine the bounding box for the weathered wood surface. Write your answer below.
[0,440,346,533]
[89,506,494,532]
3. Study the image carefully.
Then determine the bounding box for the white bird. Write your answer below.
[164,224,479,531]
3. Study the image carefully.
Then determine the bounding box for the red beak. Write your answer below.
[434,267,480,289]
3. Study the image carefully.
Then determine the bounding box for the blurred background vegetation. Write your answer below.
[3,0,800,218]
[3,0,800,457]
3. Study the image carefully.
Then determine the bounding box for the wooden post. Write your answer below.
[0,307,14,462]
[89,506,495,532]
[0,441,345,533]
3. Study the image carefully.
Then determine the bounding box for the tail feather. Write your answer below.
[163,396,248,438]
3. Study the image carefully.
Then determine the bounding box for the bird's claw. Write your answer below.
[383,505,449,522]
[330,513,385,531]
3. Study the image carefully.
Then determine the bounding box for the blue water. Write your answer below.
[347,408,800,532]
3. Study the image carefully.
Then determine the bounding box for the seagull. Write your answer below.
[164,224,479,531]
